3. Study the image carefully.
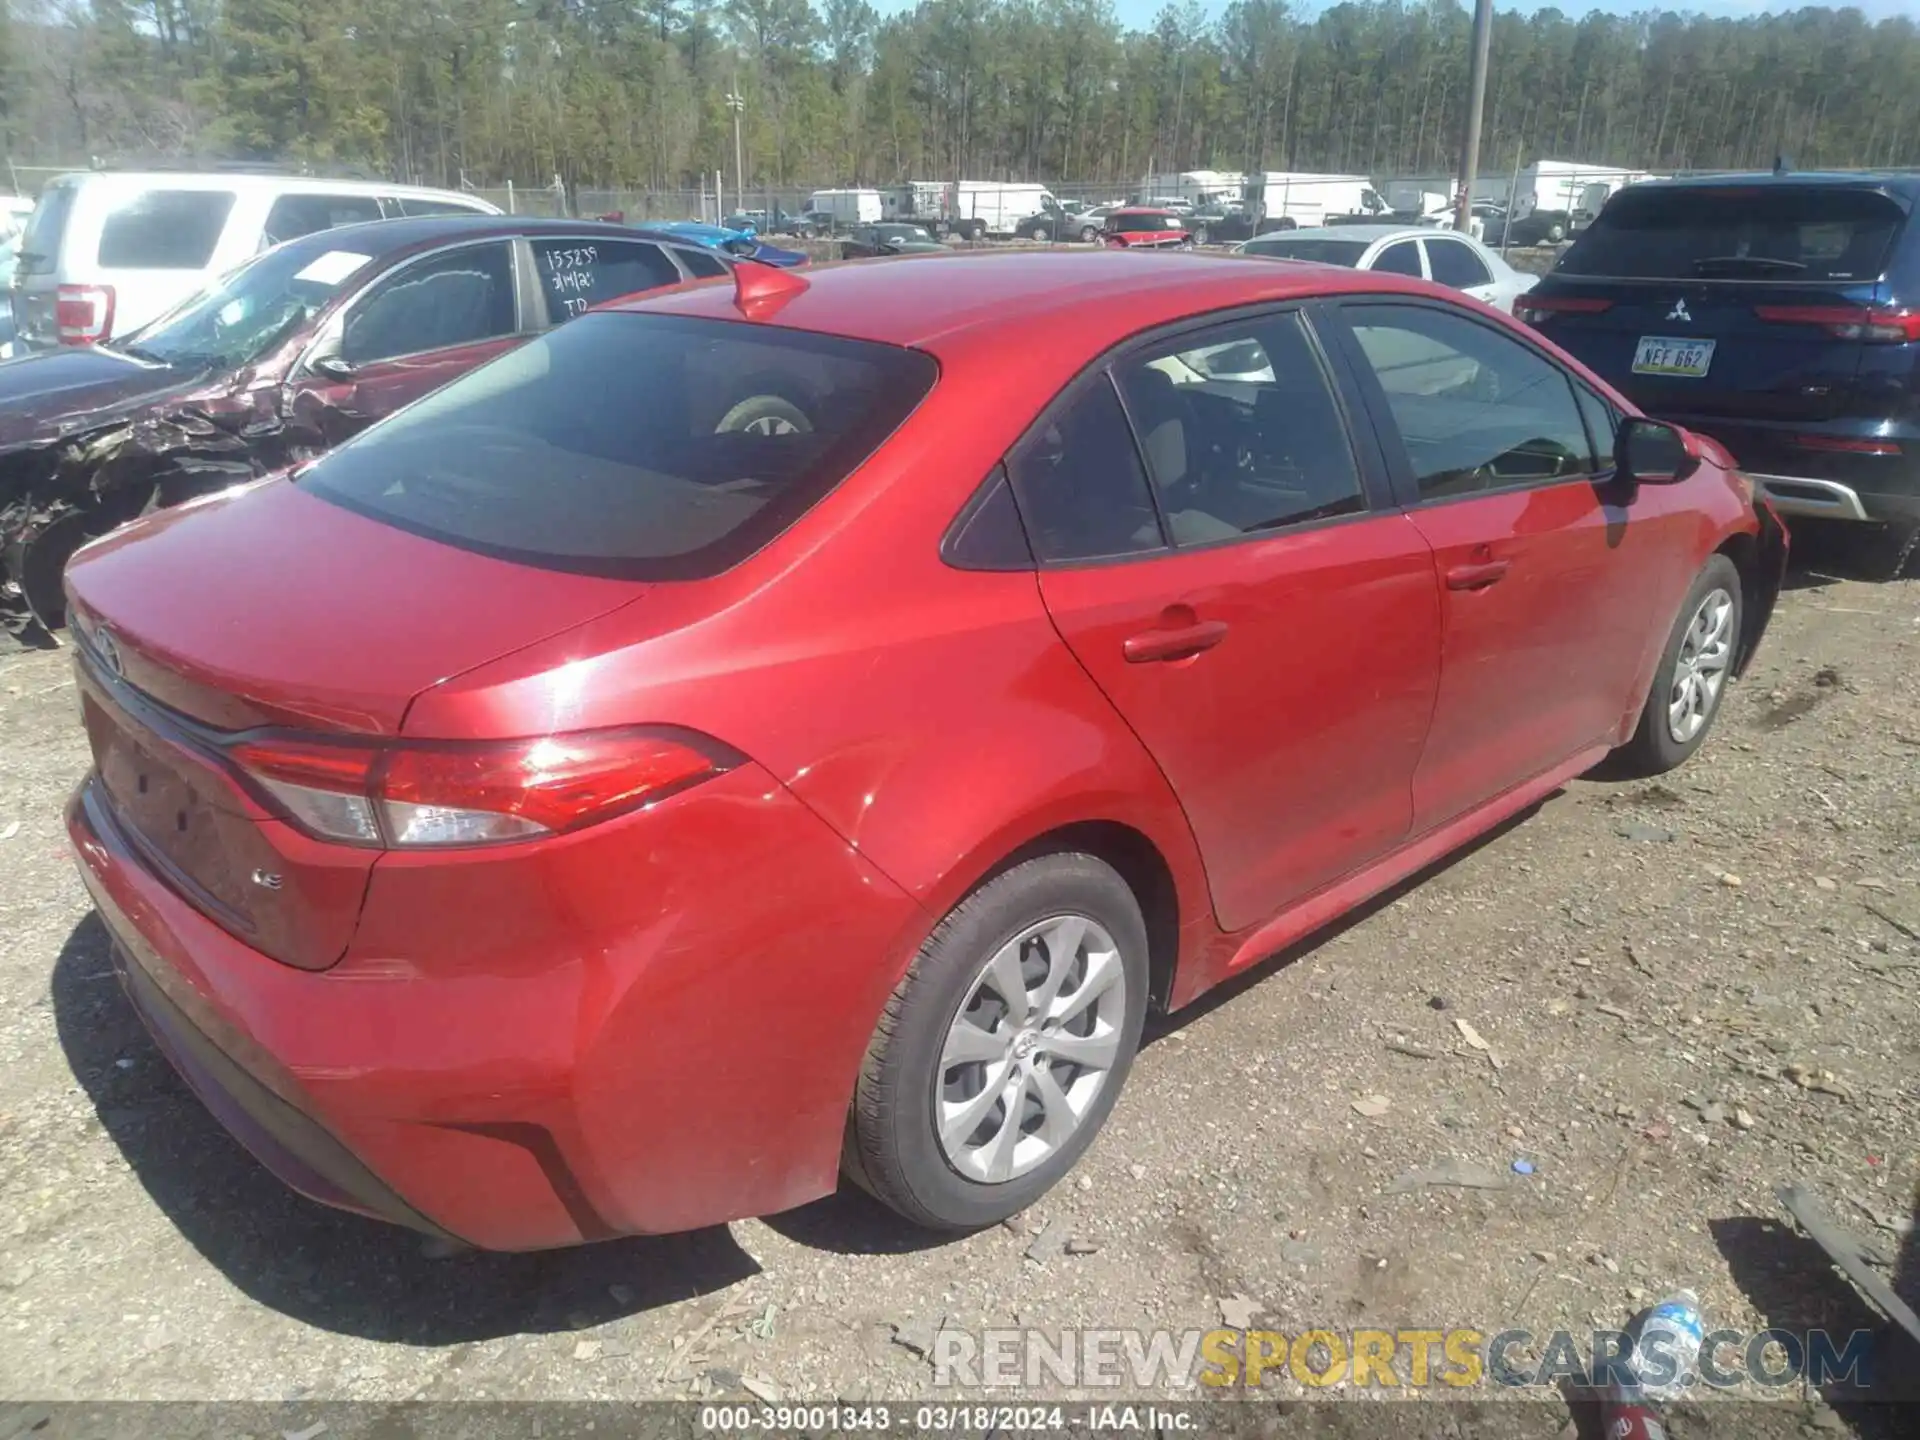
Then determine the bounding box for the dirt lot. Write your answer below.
[1,562,1916,1429]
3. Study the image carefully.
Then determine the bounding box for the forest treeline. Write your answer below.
[2,0,1917,194]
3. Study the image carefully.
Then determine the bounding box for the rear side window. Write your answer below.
[97,190,237,269]
[674,246,729,278]
[530,238,682,319]
[1558,186,1906,282]
[1425,239,1492,289]
[299,312,937,580]
[1115,313,1363,544]
[1372,241,1424,277]
[341,242,517,363]
[1008,377,1163,562]
[262,193,383,246]
[18,182,77,274]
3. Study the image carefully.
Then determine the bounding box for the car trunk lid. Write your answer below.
[64,479,651,969]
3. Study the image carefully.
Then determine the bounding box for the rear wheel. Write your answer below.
[1615,554,1742,776]
[1025,224,1049,242]
[965,220,986,242]
[714,393,811,435]
[1078,224,1099,243]
[1193,225,1210,245]
[845,852,1148,1230]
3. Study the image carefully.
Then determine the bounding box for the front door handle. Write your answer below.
[1123,620,1229,663]
[1445,559,1511,591]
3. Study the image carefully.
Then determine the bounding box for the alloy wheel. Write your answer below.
[935,914,1128,1184]
[1668,587,1734,743]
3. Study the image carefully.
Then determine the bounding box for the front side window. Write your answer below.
[1007,377,1163,562]
[299,312,937,580]
[1114,313,1364,545]
[530,238,681,319]
[1576,384,1619,472]
[340,242,516,364]
[1424,238,1492,290]
[1344,302,1595,499]
[97,190,236,269]
[674,245,728,278]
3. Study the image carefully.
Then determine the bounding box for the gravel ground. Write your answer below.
[1,561,1916,1432]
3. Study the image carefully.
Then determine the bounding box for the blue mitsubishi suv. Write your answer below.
[1518,171,1920,578]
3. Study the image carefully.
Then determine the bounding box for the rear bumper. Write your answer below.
[68,762,926,1250]
[1667,416,1920,526]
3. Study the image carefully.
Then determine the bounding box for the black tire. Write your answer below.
[845,852,1149,1230]
[965,221,986,242]
[1193,225,1210,246]
[714,392,812,435]
[1025,224,1049,242]
[1546,221,1567,244]
[1615,554,1743,777]
[1078,224,1098,243]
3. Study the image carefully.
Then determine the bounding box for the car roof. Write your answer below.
[615,248,1443,353]
[1625,171,1920,204]
[1113,208,1177,217]
[44,171,495,203]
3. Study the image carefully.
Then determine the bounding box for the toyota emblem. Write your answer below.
[94,626,123,678]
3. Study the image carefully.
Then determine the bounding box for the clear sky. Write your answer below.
[870,0,1914,30]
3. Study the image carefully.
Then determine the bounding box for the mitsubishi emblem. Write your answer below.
[1667,298,1692,323]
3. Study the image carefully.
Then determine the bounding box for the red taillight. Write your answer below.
[1514,295,1613,326]
[1753,305,1920,343]
[226,727,733,848]
[1793,434,1902,456]
[55,283,114,344]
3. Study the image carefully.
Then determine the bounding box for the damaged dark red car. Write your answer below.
[0,215,734,645]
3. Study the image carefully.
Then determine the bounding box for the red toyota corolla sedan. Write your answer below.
[64,251,1785,1249]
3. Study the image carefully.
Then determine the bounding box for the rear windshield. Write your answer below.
[17,182,77,275]
[1242,237,1369,267]
[98,189,237,269]
[1556,186,1906,283]
[299,312,938,580]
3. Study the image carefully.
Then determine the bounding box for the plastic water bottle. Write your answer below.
[1624,1290,1706,1402]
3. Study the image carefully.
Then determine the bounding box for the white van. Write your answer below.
[804,189,885,229]
[10,170,500,349]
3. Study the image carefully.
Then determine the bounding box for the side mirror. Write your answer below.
[309,353,356,382]
[1616,416,1700,485]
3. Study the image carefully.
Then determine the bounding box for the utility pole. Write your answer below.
[725,82,746,212]
[1455,0,1493,233]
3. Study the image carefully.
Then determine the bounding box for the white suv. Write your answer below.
[9,171,501,350]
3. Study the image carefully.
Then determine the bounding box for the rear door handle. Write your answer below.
[1445,559,1511,591]
[1123,620,1229,663]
